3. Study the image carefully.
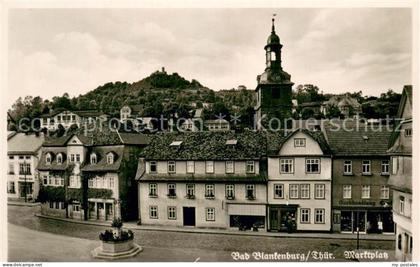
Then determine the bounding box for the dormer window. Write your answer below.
[57,154,63,164]
[107,153,114,165]
[46,153,52,164]
[90,153,97,164]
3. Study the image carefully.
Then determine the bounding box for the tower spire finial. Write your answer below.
[272,13,276,33]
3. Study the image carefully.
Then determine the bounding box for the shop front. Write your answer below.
[268,204,298,232]
[227,204,266,231]
[333,207,394,234]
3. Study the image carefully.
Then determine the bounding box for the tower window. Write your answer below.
[271,51,276,61]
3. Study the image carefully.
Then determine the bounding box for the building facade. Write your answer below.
[40,109,109,130]
[324,122,394,234]
[388,85,413,261]
[266,129,332,232]
[7,132,44,201]
[137,132,267,230]
[255,18,293,130]
[37,129,148,221]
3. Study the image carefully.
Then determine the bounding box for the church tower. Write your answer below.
[255,17,293,130]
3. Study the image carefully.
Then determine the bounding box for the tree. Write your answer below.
[326,105,342,119]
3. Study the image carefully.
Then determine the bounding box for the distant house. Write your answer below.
[120,105,144,122]
[299,101,323,116]
[387,85,412,261]
[37,127,149,221]
[322,94,362,118]
[7,132,45,201]
[180,118,203,132]
[40,109,109,130]
[204,119,230,132]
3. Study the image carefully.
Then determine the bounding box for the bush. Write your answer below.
[99,229,134,242]
[111,217,123,228]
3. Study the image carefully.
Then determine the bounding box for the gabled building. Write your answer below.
[324,121,394,234]
[120,105,144,122]
[387,85,412,261]
[37,127,149,221]
[266,129,332,232]
[7,132,45,201]
[136,131,267,230]
[204,118,230,132]
[40,109,109,130]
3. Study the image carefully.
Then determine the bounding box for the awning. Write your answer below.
[227,204,266,216]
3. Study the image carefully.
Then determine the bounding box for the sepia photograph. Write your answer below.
[1,0,418,264]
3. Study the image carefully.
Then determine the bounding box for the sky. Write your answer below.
[7,8,412,104]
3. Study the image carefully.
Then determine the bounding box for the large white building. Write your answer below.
[388,85,413,261]
[136,131,267,230]
[7,132,44,201]
[266,129,332,232]
[40,109,109,130]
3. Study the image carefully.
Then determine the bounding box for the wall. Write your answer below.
[139,182,266,228]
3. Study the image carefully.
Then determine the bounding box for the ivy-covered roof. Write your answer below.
[140,131,267,160]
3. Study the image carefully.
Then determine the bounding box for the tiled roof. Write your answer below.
[43,126,149,147]
[81,146,124,172]
[8,133,44,155]
[37,147,70,171]
[140,131,267,160]
[40,109,107,118]
[323,121,393,156]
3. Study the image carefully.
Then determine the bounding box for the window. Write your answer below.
[43,176,48,185]
[60,178,64,186]
[55,202,60,209]
[109,177,114,188]
[300,208,310,223]
[46,153,52,164]
[270,51,276,61]
[88,178,94,188]
[167,184,176,197]
[70,154,75,162]
[49,201,54,209]
[274,184,284,198]
[246,184,256,200]
[206,161,214,173]
[149,183,157,197]
[315,209,325,223]
[167,206,176,220]
[90,154,97,164]
[107,154,114,165]
[205,208,215,221]
[294,138,306,147]
[225,184,235,199]
[280,159,294,173]
[205,184,215,198]
[186,184,195,198]
[150,161,157,173]
[8,163,14,174]
[343,185,352,199]
[306,158,320,173]
[246,161,255,173]
[168,161,176,173]
[9,156,14,160]
[300,184,310,199]
[380,186,389,199]
[343,160,352,174]
[381,160,390,174]
[76,154,80,163]
[315,184,325,199]
[48,176,53,185]
[19,163,31,175]
[186,161,195,173]
[7,182,15,194]
[399,196,405,215]
[57,154,63,164]
[362,160,371,175]
[289,184,299,199]
[392,157,398,174]
[225,161,234,174]
[398,234,402,250]
[405,128,412,137]
[361,185,370,199]
[149,206,158,219]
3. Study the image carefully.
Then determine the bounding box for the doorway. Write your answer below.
[183,207,196,226]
